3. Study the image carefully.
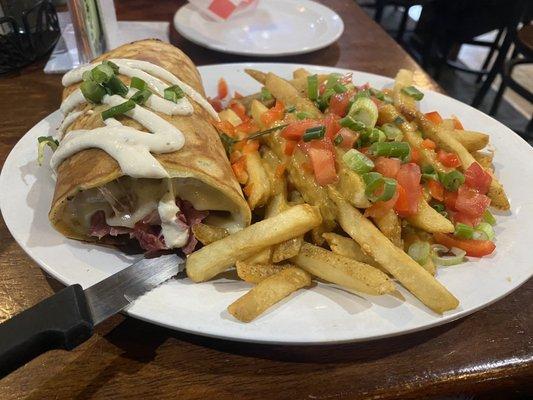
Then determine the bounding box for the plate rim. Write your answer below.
[1,62,532,345]
[173,0,345,57]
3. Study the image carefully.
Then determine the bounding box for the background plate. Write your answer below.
[173,0,344,56]
[1,63,532,344]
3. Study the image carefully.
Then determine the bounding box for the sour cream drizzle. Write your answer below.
[158,180,189,248]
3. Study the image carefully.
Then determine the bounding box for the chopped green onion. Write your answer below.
[220,133,236,153]
[325,73,342,90]
[307,75,318,101]
[473,222,495,241]
[394,116,405,125]
[343,149,374,174]
[431,244,466,266]
[368,128,386,143]
[422,166,438,181]
[130,77,147,91]
[432,203,445,213]
[103,60,119,74]
[333,83,347,93]
[296,111,312,120]
[455,223,474,239]
[362,172,397,202]
[91,63,115,84]
[303,126,326,142]
[130,89,152,105]
[261,87,272,101]
[334,134,343,146]
[369,141,411,162]
[381,123,403,140]
[370,88,384,101]
[101,99,136,120]
[285,105,296,113]
[356,89,370,98]
[37,136,59,166]
[439,170,465,191]
[80,80,106,103]
[402,85,424,101]
[82,70,92,81]
[340,115,366,131]
[483,209,496,226]
[104,76,128,97]
[348,97,378,129]
[164,85,185,103]
[408,241,430,265]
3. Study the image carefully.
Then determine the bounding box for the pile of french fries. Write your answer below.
[185,68,509,323]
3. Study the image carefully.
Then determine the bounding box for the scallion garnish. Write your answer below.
[333,83,347,93]
[246,124,289,141]
[339,115,366,131]
[422,165,439,181]
[439,170,465,191]
[130,89,152,105]
[368,128,386,143]
[285,105,296,113]
[37,136,59,166]
[356,89,370,98]
[342,149,374,174]
[296,111,312,120]
[261,87,272,101]
[101,99,136,120]
[348,97,378,129]
[307,74,319,101]
[325,73,342,89]
[369,141,411,162]
[432,203,446,213]
[408,241,430,265]
[80,80,106,103]
[334,134,343,145]
[362,172,397,202]
[82,70,92,82]
[454,223,474,239]
[483,209,496,225]
[402,85,424,101]
[103,60,120,74]
[381,123,403,140]
[394,116,405,125]
[431,244,466,266]
[130,77,147,91]
[105,75,128,97]
[303,126,326,142]
[473,222,495,241]
[164,85,185,103]
[91,63,115,84]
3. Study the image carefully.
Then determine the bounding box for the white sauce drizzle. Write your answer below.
[158,180,188,248]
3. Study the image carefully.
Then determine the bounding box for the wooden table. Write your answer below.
[0,1,531,398]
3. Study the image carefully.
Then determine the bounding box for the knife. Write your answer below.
[0,254,183,377]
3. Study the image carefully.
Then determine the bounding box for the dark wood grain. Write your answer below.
[0,1,531,399]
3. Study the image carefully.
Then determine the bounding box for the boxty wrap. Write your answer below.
[49,39,251,253]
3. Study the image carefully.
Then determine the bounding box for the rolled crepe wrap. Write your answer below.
[49,39,251,250]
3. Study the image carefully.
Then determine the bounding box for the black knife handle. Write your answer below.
[0,284,94,377]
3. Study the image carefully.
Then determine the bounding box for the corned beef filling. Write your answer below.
[89,199,207,254]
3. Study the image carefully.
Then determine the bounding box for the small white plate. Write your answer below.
[1,63,533,345]
[173,0,344,56]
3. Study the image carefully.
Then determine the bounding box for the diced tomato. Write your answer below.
[214,120,235,136]
[324,113,341,140]
[452,211,482,227]
[217,78,228,99]
[261,100,285,127]
[464,162,491,195]
[231,157,248,184]
[452,116,464,130]
[410,146,421,164]
[209,97,223,112]
[329,90,355,117]
[229,101,248,122]
[394,163,422,216]
[336,128,359,149]
[229,150,242,163]
[365,188,399,219]
[275,163,286,178]
[308,145,337,185]
[374,157,401,178]
[444,190,458,211]
[281,120,321,141]
[284,140,297,155]
[425,111,443,125]
[433,233,495,257]
[421,138,436,150]
[437,149,461,168]
[242,140,259,154]
[455,185,491,218]
[428,179,445,202]
[235,119,258,135]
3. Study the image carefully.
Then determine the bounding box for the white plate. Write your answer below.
[173,0,344,56]
[1,63,533,345]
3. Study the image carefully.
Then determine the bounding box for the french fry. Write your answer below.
[228,267,312,322]
[244,68,268,84]
[245,248,272,264]
[245,151,271,209]
[272,237,303,263]
[406,109,510,210]
[250,99,269,130]
[218,109,242,126]
[334,148,371,208]
[293,68,310,79]
[186,204,322,282]
[328,187,459,313]
[191,223,229,245]
[245,68,327,98]
[473,150,494,171]
[373,209,403,248]
[406,199,455,233]
[261,146,285,197]
[452,130,489,152]
[264,72,322,118]
[292,243,395,295]
[240,92,275,113]
[393,69,417,112]
[322,232,383,270]
[236,261,293,284]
